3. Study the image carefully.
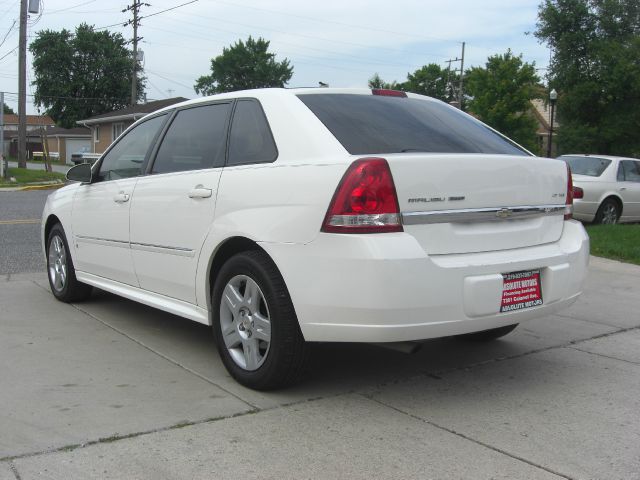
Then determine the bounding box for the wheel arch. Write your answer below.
[44,214,62,252]
[205,236,269,315]
[599,194,623,216]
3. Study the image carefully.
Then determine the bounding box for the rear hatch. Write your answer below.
[386,153,567,254]
[297,90,568,254]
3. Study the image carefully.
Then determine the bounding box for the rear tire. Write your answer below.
[457,324,518,341]
[594,198,620,224]
[46,223,92,302]
[212,250,308,390]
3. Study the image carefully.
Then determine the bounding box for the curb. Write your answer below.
[19,183,65,191]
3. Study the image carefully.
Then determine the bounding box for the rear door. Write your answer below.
[618,160,640,220]
[129,101,232,303]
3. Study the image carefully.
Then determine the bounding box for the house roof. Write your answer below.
[530,99,561,131]
[78,97,189,125]
[45,126,91,137]
[3,114,55,126]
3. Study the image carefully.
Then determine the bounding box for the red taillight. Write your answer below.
[565,163,573,220]
[371,89,407,97]
[572,186,584,199]
[322,158,403,234]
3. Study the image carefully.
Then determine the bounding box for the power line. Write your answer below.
[45,0,99,14]
[209,0,462,45]
[96,0,199,30]
[141,0,198,20]
[0,18,15,48]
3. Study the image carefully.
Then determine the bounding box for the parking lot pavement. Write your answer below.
[1,256,639,479]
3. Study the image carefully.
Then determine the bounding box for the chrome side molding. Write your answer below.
[401,204,567,225]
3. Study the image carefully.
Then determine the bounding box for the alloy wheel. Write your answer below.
[48,235,67,292]
[601,203,618,224]
[219,274,271,371]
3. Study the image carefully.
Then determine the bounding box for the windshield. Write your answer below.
[297,93,529,156]
[561,156,612,177]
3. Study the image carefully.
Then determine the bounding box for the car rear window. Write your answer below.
[297,93,529,156]
[561,156,612,177]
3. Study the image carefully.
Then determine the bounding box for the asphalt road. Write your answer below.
[0,189,50,275]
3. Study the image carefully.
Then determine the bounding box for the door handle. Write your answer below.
[188,186,213,199]
[619,187,627,191]
[113,192,130,203]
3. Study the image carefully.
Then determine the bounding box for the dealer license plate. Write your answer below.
[500,270,543,313]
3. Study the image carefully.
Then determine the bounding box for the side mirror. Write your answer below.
[66,163,93,183]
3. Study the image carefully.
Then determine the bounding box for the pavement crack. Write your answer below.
[363,394,575,480]
[0,409,258,464]
[68,302,260,411]
[569,346,640,366]
[0,392,352,464]
[8,461,22,480]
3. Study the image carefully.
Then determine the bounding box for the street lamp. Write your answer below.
[547,88,558,157]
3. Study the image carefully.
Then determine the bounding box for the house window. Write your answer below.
[94,126,100,143]
[112,123,125,141]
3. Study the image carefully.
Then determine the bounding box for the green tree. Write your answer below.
[3,103,14,114]
[367,73,403,90]
[404,63,458,102]
[465,50,540,152]
[535,0,640,155]
[30,23,145,129]
[194,37,293,95]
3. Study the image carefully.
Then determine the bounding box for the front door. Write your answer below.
[72,114,168,285]
[129,102,232,303]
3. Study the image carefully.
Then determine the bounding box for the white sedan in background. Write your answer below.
[559,154,640,224]
[42,88,589,390]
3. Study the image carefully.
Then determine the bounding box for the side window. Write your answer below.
[227,99,278,166]
[152,103,231,174]
[96,114,167,182]
[621,160,640,182]
[617,163,625,181]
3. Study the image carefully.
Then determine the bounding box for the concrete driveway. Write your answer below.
[1,257,639,479]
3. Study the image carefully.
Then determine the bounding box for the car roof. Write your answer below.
[147,87,441,118]
[559,154,638,161]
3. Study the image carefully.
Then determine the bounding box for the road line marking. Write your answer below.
[0,219,40,225]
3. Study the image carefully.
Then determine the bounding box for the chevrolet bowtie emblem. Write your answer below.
[496,208,512,218]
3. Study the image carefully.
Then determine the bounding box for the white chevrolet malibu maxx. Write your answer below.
[42,88,589,389]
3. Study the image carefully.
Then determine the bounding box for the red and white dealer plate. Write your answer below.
[500,270,543,313]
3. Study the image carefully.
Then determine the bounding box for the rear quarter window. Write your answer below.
[297,93,528,156]
[561,156,612,177]
[227,99,278,166]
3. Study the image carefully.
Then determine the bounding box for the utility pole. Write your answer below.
[123,1,149,106]
[458,42,465,110]
[444,42,465,109]
[17,0,27,168]
[1,92,5,179]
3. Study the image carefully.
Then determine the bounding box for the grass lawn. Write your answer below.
[0,167,66,187]
[586,224,640,266]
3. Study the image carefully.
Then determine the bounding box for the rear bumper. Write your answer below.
[260,220,590,342]
[572,199,597,223]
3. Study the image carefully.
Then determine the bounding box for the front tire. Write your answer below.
[457,324,518,341]
[212,250,308,390]
[46,223,92,302]
[594,198,620,224]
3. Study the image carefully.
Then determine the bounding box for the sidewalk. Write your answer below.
[1,259,639,479]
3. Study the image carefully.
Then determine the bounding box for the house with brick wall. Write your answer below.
[76,98,188,154]
[2,114,55,158]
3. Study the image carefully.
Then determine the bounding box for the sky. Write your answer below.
[0,0,551,115]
